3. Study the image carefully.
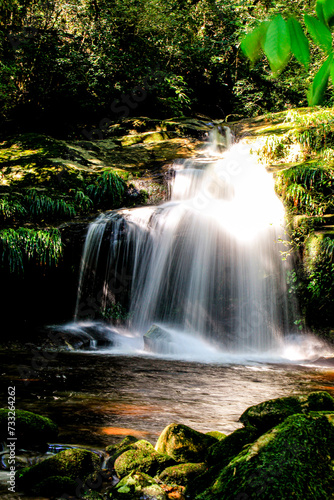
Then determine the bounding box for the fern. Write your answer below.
[0,196,27,220]
[0,228,62,273]
[74,190,93,212]
[86,171,126,207]
[24,189,76,218]
[322,237,334,261]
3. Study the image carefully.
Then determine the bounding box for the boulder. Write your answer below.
[239,391,334,433]
[17,448,101,493]
[31,475,77,497]
[114,440,175,478]
[110,472,167,499]
[0,409,58,449]
[158,462,207,486]
[205,431,226,441]
[196,411,334,500]
[143,324,176,354]
[206,425,259,468]
[155,423,216,463]
[105,435,139,467]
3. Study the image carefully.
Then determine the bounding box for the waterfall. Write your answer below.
[74,128,294,354]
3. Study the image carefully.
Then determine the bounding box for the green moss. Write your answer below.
[155,423,217,464]
[0,409,58,448]
[105,436,139,465]
[158,462,207,486]
[114,440,175,479]
[206,425,259,468]
[196,412,334,500]
[205,431,226,441]
[31,475,77,497]
[110,472,167,499]
[17,448,101,493]
[239,391,334,433]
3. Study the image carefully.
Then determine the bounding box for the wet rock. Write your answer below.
[196,411,334,500]
[205,431,226,441]
[155,423,216,463]
[105,436,139,466]
[17,448,101,493]
[110,471,167,499]
[143,324,176,354]
[206,425,259,468]
[114,440,175,478]
[158,462,207,486]
[0,409,58,450]
[239,391,334,433]
[31,475,77,497]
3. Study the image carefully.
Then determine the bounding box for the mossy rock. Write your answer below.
[205,431,226,441]
[0,409,58,449]
[17,448,101,493]
[196,411,334,500]
[114,440,175,479]
[109,471,167,499]
[31,475,77,497]
[206,425,259,468]
[158,462,207,486]
[155,423,216,463]
[105,435,139,466]
[239,391,334,433]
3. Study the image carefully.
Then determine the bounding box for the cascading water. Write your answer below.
[74,128,295,356]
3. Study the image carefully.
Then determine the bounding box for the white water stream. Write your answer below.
[71,128,323,360]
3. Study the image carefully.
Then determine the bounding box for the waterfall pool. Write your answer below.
[1,347,334,449]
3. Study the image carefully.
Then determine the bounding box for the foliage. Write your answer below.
[0,195,27,219]
[241,0,334,105]
[86,170,126,208]
[24,189,76,218]
[276,163,334,216]
[0,227,62,273]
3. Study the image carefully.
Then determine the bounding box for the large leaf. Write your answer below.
[304,14,332,54]
[307,54,333,105]
[263,15,291,75]
[287,17,310,69]
[323,0,334,27]
[316,0,327,24]
[240,22,270,64]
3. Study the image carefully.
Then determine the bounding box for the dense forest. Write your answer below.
[0,0,327,135]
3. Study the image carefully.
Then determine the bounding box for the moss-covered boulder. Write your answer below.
[114,440,175,479]
[205,431,226,441]
[155,423,217,463]
[105,435,139,466]
[196,411,334,500]
[17,448,101,493]
[158,462,207,487]
[110,471,167,499]
[206,425,259,468]
[0,409,58,449]
[239,391,334,433]
[31,475,77,497]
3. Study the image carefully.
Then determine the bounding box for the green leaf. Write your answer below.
[240,21,270,64]
[304,14,332,54]
[323,0,334,27]
[316,0,327,24]
[307,54,333,105]
[287,17,310,69]
[263,15,291,75]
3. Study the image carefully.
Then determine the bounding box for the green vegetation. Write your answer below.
[0,227,62,273]
[241,0,334,105]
